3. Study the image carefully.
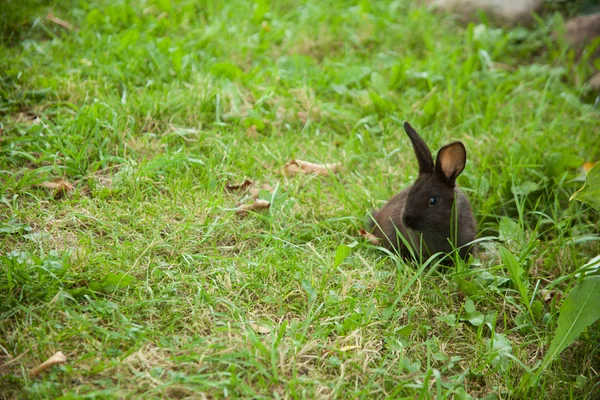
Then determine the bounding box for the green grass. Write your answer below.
[1,0,599,398]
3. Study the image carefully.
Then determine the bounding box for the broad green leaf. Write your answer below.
[156,0,172,12]
[119,29,139,48]
[397,324,413,338]
[437,314,457,327]
[457,278,480,296]
[301,279,317,303]
[103,273,135,290]
[342,312,361,332]
[483,313,496,331]
[0,220,32,235]
[498,217,523,243]
[511,181,539,196]
[370,72,387,94]
[382,304,394,320]
[171,48,184,73]
[252,0,269,22]
[461,299,484,326]
[334,244,352,268]
[575,375,587,389]
[536,276,600,382]
[464,299,476,314]
[500,247,531,315]
[467,311,484,327]
[369,92,394,113]
[91,273,136,292]
[545,151,584,178]
[487,332,513,369]
[570,163,600,211]
[243,115,265,131]
[531,300,544,320]
[337,66,371,86]
[401,359,421,373]
[209,62,242,81]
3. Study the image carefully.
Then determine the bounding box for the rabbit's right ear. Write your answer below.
[435,141,466,186]
[403,121,434,175]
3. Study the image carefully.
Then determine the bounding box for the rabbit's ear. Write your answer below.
[404,122,434,175]
[435,141,466,185]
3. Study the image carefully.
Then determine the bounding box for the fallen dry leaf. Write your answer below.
[540,289,562,304]
[249,183,274,199]
[297,110,321,124]
[583,161,597,173]
[276,106,286,121]
[15,111,38,124]
[235,199,270,216]
[297,111,309,124]
[38,179,74,199]
[246,125,259,138]
[142,119,157,133]
[359,229,381,245]
[46,13,74,30]
[226,179,253,192]
[284,159,341,176]
[30,351,67,377]
[249,323,271,334]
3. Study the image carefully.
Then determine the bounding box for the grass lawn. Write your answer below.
[1,0,599,398]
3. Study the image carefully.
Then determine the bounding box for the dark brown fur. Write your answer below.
[369,122,477,259]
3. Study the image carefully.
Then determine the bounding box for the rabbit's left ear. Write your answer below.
[435,142,466,185]
[403,121,434,175]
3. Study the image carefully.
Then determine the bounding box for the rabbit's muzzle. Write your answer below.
[402,213,420,231]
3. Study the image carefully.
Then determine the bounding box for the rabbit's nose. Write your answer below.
[402,213,418,229]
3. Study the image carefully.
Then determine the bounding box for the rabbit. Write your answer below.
[368,121,477,259]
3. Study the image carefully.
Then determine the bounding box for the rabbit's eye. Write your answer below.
[429,197,438,206]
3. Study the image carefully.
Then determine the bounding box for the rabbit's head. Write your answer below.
[401,122,468,239]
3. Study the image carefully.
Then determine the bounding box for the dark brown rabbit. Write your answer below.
[369,122,477,259]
